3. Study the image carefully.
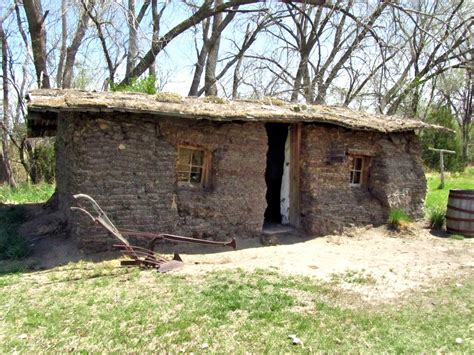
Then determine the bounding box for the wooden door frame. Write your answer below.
[289,123,302,227]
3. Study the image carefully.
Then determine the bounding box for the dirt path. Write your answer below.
[175,225,474,302]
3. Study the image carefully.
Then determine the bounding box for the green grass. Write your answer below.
[428,207,446,230]
[0,264,472,353]
[388,208,411,229]
[425,166,474,212]
[0,183,55,204]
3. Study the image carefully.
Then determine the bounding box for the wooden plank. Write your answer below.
[289,123,302,228]
[347,148,376,156]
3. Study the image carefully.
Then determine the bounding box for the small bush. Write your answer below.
[428,208,445,230]
[112,76,157,94]
[388,209,411,229]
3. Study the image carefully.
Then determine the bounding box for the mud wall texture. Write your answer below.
[299,124,426,235]
[55,112,426,250]
[55,112,267,250]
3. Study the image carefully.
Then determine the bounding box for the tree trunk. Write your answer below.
[23,0,51,89]
[56,0,68,87]
[62,3,90,88]
[232,52,244,99]
[188,19,211,96]
[204,0,223,96]
[125,0,138,79]
[0,24,17,187]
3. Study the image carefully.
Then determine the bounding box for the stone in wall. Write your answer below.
[370,132,426,218]
[56,112,267,250]
[300,124,426,235]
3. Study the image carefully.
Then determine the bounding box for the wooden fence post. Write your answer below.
[428,147,456,189]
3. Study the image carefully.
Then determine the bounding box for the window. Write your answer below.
[350,156,365,186]
[177,146,209,185]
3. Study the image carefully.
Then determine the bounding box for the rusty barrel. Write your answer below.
[446,190,474,237]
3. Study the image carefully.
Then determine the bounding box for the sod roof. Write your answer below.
[27,89,444,136]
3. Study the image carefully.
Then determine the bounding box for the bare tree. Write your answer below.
[377,0,473,116]
[23,0,51,89]
[0,6,17,187]
[250,1,389,104]
[60,1,92,88]
[120,0,326,86]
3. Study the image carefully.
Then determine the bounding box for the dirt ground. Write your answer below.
[18,221,474,303]
[173,224,474,302]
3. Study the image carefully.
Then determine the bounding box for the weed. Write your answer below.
[428,207,445,230]
[450,234,465,240]
[388,208,411,229]
[111,76,157,94]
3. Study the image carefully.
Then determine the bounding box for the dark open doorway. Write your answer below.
[264,123,289,224]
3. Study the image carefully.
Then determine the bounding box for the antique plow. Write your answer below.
[71,194,236,272]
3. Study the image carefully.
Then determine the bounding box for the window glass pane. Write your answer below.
[190,167,202,183]
[177,146,207,185]
[191,150,204,166]
[353,171,361,184]
[354,158,363,171]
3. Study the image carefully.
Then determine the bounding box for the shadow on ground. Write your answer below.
[0,202,313,275]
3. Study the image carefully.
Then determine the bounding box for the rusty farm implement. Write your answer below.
[71,194,236,272]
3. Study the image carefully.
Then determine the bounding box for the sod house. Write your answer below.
[27,90,431,249]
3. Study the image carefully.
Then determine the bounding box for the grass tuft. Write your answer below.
[204,96,226,104]
[388,208,411,229]
[449,234,465,240]
[428,207,446,230]
[263,97,285,107]
[155,92,184,103]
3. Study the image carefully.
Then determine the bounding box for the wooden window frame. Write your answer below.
[349,155,371,187]
[176,145,211,187]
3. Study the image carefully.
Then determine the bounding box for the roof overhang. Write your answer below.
[26,89,449,137]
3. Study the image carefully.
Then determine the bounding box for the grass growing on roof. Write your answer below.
[0,264,472,353]
[155,92,184,103]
